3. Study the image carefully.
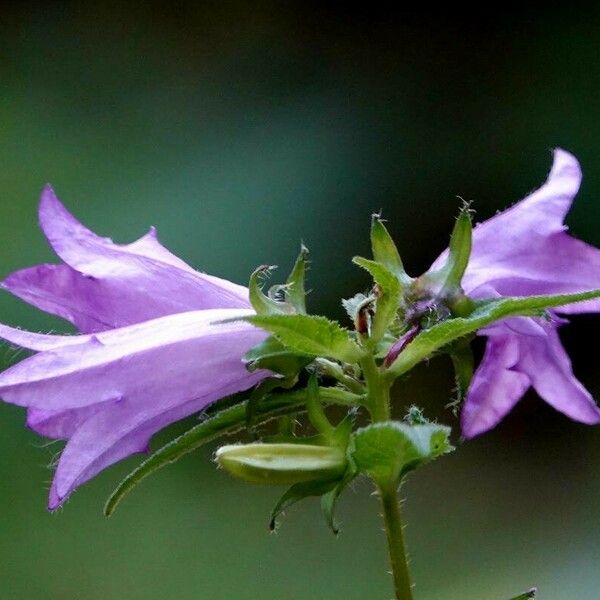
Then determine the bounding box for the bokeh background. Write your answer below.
[1,5,600,599]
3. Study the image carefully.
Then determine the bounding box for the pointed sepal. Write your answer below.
[285,244,309,314]
[427,202,473,299]
[249,266,292,315]
[370,213,411,286]
[352,257,402,343]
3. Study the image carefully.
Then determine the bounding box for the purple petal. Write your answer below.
[518,328,600,424]
[461,335,530,438]
[461,150,600,305]
[430,149,600,312]
[0,308,266,411]
[2,187,251,332]
[27,405,109,439]
[47,369,264,510]
[0,321,84,351]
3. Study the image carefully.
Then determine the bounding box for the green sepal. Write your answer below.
[352,256,402,343]
[285,244,309,314]
[104,386,362,516]
[370,214,411,286]
[249,266,292,315]
[244,336,313,378]
[320,465,357,535]
[246,314,364,364]
[508,589,537,600]
[350,420,453,487]
[306,374,335,438]
[386,289,600,379]
[269,478,338,532]
[448,340,475,413]
[215,442,347,486]
[429,203,473,297]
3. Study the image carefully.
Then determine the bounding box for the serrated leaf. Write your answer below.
[386,289,600,379]
[350,421,452,486]
[247,314,363,364]
[353,256,402,343]
[370,214,411,285]
[285,244,309,314]
[244,336,312,378]
[104,387,361,516]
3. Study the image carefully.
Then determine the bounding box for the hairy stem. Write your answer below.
[360,354,391,422]
[379,483,414,600]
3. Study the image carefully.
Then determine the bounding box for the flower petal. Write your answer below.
[461,335,530,438]
[27,405,109,439]
[518,328,600,424]
[0,320,85,351]
[47,369,264,510]
[0,308,265,410]
[1,187,251,332]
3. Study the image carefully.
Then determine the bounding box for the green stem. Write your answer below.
[360,348,412,598]
[360,353,391,422]
[379,483,414,600]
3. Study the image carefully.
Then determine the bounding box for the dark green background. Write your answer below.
[1,5,599,599]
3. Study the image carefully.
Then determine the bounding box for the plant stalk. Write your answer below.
[360,348,412,598]
[379,483,414,600]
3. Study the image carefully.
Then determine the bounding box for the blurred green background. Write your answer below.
[1,5,600,599]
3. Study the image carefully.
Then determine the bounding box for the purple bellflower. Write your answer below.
[0,187,268,509]
[435,149,600,438]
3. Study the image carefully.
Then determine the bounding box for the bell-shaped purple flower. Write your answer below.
[441,149,600,437]
[0,190,268,509]
[2,186,251,332]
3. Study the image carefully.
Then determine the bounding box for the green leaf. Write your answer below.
[215,442,347,485]
[244,336,313,378]
[508,588,537,600]
[353,256,402,342]
[386,290,600,379]
[370,214,411,285]
[350,421,452,487]
[247,314,364,364]
[249,266,291,315]
[270,479,338,531]
[104,387,361,516]
[285,244,309,314]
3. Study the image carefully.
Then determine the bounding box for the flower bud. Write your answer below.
[215,443,346,485]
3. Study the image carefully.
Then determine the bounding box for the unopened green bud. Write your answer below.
[215,443,346,485]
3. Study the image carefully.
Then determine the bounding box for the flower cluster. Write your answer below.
[0,148,599,514]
